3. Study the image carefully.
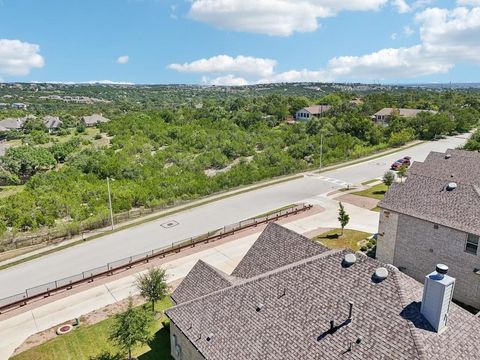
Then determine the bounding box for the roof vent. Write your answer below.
[256,303,264,312]
[206,333,214,342]
[445,154,452,159]
[343,254,357,267]
[446,182,457,191]
[374,267,389,281]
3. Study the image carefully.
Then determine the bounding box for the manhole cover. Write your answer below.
[161,220,179,229]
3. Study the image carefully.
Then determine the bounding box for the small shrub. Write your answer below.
[94,133,102,140]
[360,246,368,252]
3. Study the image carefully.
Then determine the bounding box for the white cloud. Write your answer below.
[188,0,388,36]
[393,0,411,13]
[171,6,480,83]
[168,55,277,78]
[403,25,415,36]
[391,32,398,39]
[116,55,130,64]
[327,6,480,79]
[0,39,44,76]
[202,74,249,86]
[457,0,480,5]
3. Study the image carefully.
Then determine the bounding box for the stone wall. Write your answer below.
[377,209,399,264]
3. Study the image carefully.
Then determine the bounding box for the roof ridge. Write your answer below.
[167,249,343,312]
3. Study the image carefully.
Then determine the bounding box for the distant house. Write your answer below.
[377,149,480,309]
[11,103,28,110]
[166,223,480,360]
[0,103,8,109]
[294,105,331,120]
[372,108,437,125]
[349,98,363,106]
[43,116,63,132]
[0,117,26,130]
[81,113,110,127]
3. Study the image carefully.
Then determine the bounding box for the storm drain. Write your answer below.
[161,220,179,229]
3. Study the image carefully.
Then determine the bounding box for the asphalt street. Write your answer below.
[0,134,470,299]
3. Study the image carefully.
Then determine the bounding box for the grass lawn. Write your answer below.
[314,228,371,251]
[0,185,24,199]
[361,178,379,186]
[352,183,388,201]
[11,297,174,360]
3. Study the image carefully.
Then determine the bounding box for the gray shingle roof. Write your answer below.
[0,117,25,130]
[171,260,238,305]
[380,149,480,235]
[43,115,62,129]
[166,244,480,360]
[231,222,328,278]
[82,113,109,125]
[302,105,331,115]
[373,108,437,117]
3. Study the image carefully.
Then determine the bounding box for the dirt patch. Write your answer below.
[336,194,379,210]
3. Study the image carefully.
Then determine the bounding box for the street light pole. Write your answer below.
[319,133,324,171]
[107,177,114,230]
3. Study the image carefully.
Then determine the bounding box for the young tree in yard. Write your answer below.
[110,298,153,360]
[397,165,408,183]
[338,202,350,236]
[136,267,169,313]
[383,171,396,187]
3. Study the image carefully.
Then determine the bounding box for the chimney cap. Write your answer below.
[445,154,452,159]
[436,264,449,275]
[446,182,457,191]
[374,267,389,281]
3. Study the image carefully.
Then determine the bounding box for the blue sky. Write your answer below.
[0,0,479,84]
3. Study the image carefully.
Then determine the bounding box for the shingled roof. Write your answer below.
[231,222,328,278]
[380,149,480,235]
[166,246,480,360]
[171,260,238,305]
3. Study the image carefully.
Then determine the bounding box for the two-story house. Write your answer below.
[165,223,480,360]
[377,149,480,308]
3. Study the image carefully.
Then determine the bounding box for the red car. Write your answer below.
[391,156,411,170]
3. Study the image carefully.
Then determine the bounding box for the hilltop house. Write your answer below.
[165,223,480,360]
[372,108,437,125]
[81,113,110,127]
[294,105,331,120]
[377,149,480,309]
[43,115,62,132]
[0,103,8,109]
[0,115,34,131]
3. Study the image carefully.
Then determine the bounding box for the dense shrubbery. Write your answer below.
[0,91,478,236]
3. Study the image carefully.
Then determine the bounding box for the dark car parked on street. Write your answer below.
[391,156,412,170]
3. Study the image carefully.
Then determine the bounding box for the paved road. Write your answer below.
[0,134,470,299]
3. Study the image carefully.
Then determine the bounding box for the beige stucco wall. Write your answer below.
[379,211,480,309]
[170,321,206,360]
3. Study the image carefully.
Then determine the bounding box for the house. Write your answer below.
[81,113,110,127]
[372,108,437,124]
[165,223,480,360]
[0,103,8,109]
[377,149,480,308]
[43,115,62,132]
[294,105,331,120]
[0,117,26,130]
[11,103,27,110]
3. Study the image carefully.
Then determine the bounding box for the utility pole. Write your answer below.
[319,133,324,171]
[107,177,114,230]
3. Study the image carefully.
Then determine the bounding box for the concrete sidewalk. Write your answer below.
[0,194,379,359]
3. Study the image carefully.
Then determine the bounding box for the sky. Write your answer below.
[0,0,479,85]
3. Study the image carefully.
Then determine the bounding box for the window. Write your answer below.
[465,234,479,255]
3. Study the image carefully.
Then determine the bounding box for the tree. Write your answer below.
[110,298,153,360]
[338,202,350,236]
[136,267,169,313]
[383,171,396,187]
[397,165,408,183]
